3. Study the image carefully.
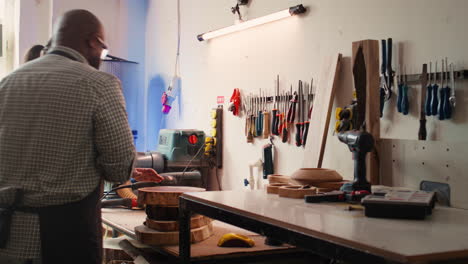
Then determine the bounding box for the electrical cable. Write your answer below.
[181,142,206,178]
[174,0,181,77]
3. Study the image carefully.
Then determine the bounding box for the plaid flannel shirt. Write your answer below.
[0,46,135,259]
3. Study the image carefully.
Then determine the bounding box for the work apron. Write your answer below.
[0,185,103,264]
[38,185,103,264]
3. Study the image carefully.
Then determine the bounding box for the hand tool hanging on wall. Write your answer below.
[263,90,271,138]
[449,63,456,109]
[379,38,394,118]
[228,88,241,116]
[246,95,254,143]
[431,61,439,116]
[400,66,409,115]
[419,64,428,140]
[281,91,289,143]
[256,90,263,136]
[302,82,311,147]
[295,81,304,147]
[425,62,433,116]
[287,87,298,134]
[441,57,452,119]
[386,38,394,99]
[438,60,446,120]
[379,39,387,118]
[397,66,403,113]
[263,142,274,179]
[272,76,280,136]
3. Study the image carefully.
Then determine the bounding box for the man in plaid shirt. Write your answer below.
[0,9,150,264]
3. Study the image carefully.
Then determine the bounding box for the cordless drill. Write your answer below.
[338,130,374,194]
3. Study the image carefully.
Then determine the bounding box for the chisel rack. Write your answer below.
[404,69,468,84]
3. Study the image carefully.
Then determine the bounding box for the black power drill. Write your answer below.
[338,130,374,194]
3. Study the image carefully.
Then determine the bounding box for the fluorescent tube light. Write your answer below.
[197,4,306,41]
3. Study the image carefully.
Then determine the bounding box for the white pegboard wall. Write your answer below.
[380,139,468,210]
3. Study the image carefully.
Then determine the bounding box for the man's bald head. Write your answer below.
[52,9,107,69]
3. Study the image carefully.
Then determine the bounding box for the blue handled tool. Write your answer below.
[425,62,433,116]
[397,71,403,113]
[401,66,409,115]
[442,58,452,119]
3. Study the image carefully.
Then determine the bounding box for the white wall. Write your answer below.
[18,0,52,64]
[145,0,468,190]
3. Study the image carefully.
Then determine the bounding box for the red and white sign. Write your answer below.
[217,96,225,105]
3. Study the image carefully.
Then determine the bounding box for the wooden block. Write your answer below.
[352,40,380,185]
[313,181,349,190]
[266,183,291,194]
[137,186,205,206]
[278,186,317,199]
[135,222,214,246]
[267,174,290,184]
[303,53,342,168]
[145,215,212,232]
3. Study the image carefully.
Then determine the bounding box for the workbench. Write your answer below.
[102,208,309,263]
[179,190,468,264]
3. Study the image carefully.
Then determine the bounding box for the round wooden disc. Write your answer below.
[291,168,343,185]
[135,222,214,246]
[145,205,180,221]
[267,175,290,184]
[278,185,317,199]
[145,215,212,232]
[137,186,205,206]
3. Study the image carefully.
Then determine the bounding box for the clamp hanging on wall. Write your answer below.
[197,3,306,41]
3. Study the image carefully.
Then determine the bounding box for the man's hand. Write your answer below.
[132,168,164,183]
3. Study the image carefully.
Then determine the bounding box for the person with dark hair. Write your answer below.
[23,44,45,62]
[0,9,162,264]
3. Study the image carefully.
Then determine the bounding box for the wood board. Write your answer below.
[145,215,212,232]
[102,209,299,260]
[135,222,214,246]
[137,186,205,206]
[303,53,342,168]
[352,40,380,184]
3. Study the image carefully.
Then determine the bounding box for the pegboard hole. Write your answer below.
[393,145,396,148]
[422,146,426,150]
[393,160,396,163]
[446,164,449,168]
[422,162,425,165]
[446,148,450,152]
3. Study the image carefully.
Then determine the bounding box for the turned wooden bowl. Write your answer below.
[291,168,343,185]
[267,174,291,184]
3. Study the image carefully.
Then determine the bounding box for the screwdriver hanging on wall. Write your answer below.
[441,57,452,119]
[401,66,409,115]
[256,90,263,137]
[271,75,280,136]
[425,62,433,116]
[295,81,303,147]
[438,60,446,120]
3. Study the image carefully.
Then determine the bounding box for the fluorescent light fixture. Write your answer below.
[197,4,306,41]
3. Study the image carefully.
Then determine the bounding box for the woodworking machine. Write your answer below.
[135,129,207,187]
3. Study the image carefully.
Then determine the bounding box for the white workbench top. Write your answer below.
[182,190,468,263]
